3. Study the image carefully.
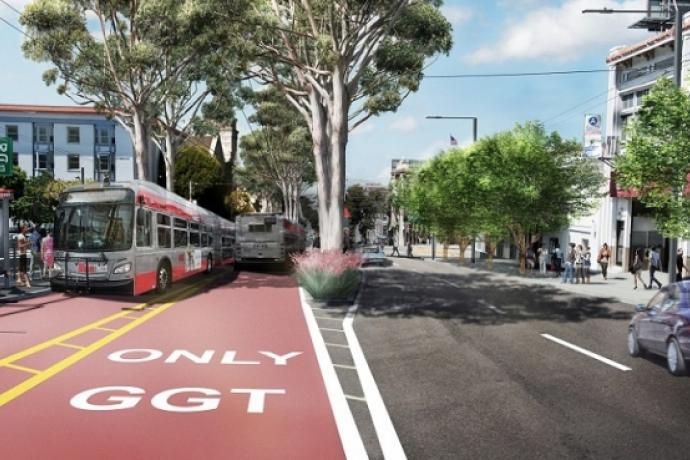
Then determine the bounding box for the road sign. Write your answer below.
[0,137,14,177]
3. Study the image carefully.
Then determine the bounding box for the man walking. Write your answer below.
[562,243,575,284]
[648,246,662,289]
[677,248,688,282]
[391,236,400,257]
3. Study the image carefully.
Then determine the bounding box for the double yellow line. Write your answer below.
[0,272,225,407]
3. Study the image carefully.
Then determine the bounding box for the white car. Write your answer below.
[359,246,386,266]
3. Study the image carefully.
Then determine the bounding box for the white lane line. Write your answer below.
[314,316,345,321]
[345,394,367,402]
[334,363,357,370]
[325,342,350,349]
[299,289,368,460]
[320,327,346,333]
[344,273,407,460]
[540,333,632,372]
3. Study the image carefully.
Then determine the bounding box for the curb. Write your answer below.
[0,287,52,304]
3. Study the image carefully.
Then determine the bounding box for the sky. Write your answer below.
[0,0,655,185]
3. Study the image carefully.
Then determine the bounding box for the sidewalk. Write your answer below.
[0,274,52,303]
[411,255,661,307]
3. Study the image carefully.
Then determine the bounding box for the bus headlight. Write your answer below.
[113,263,132,274]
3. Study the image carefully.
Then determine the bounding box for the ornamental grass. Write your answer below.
[292,250,362,300]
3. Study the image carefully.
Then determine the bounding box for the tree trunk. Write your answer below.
[511,228,527,274]
[310,76,346,251]
[485,235,495,270]
[458,235,471,264]
[443,240,449,260]
[164,128,176,192]
[132,108,148,181]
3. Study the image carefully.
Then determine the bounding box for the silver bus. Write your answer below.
[235,213,306,264]
[51,180,235,295]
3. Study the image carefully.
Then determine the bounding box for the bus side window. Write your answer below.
[201,232,208,247]
[136,209,152,247]
[156,214,171,248]
[174,218,188,248]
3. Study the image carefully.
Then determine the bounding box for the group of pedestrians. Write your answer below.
[560,243,594,284]
[15,225,54,288]
[629,245,689,290]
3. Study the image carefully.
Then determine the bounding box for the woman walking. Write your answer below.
[598,243,611,280]
[41,231,54,278]
[631,247,647,290]
[583,245,592,284]
[574,244,585,284]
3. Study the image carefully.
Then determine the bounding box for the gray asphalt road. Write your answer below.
[355,257,690,460]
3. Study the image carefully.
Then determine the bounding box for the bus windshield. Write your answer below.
[55,203,133,252]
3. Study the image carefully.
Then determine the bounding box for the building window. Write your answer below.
[621,114,632,142]
[98,155,110,172]
[67,154,80,170]
[6,125,18,142]
[621,93,634,110]
[35,126,50,143]
[637,89,649,104]
[96,127,111,145]
[36,152,48,170]
[67,127,80,143]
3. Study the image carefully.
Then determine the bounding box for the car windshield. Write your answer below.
[362,247,380,253]
[54,203,133,252]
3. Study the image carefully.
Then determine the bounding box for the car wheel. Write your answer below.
[666,338,687,376]
[628,328,642,357]
[156,262,171,293]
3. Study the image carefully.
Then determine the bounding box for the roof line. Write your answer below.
[607,19,690,64]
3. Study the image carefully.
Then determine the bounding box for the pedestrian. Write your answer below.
[391,237,400,257]
[562,243,575,284]
[41,230,54,278]
[631,247,646,290]
[552,246,562,278]
[407,241,413,258]
[16,225,31,288]
[583,245,592,284]
[574,244,585,284]
[597,243,611,280]
[538,246,548,274]
[28,226,41,279]
[648,245,662,289]
[526,247,536,271]
[677,248,689,282]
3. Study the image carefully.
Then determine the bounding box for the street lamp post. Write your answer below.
[584,4,689,283]
[425,115,478,262]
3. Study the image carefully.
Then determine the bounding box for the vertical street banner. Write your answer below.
[0,137,13,177]
[583,114,602,158]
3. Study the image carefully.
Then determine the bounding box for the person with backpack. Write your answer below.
[647,245,662,289]
[631,247,647,290]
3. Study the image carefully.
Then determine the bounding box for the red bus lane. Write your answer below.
[0,271,347,460]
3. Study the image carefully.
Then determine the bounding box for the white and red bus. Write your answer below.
[235,213,306,265]
[51,180,235,295]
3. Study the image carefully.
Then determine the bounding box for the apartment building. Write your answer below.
[0,104,134,182]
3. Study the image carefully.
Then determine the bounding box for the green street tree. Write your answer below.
[12,174,80,225]
[20,0,247,183]
[174,144,223,203]
[345,184,383,242]
[473,122,605,273]
[240,0,452,250]
[239,87,315,222]
[615,77,690,238]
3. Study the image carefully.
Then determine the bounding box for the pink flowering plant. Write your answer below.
[292,250,362,300]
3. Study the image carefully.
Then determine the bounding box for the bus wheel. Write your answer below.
[205,255,213,274]
[156,262,171,292]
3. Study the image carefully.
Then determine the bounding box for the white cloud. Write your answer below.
[466,0,649,64]
[351,123,376,136]
[389,116,418,131]
[441,5,473,26]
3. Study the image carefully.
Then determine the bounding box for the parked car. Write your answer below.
[358,246,386,266]
[628,282,690,375]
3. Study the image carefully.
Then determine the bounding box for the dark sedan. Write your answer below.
[628,281,690,375]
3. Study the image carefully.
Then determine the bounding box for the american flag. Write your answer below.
[450,135,458,146]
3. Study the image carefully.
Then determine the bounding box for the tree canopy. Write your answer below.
[174,144,223,201]
[615,77,690,238]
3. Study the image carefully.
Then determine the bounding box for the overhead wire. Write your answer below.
[0,0,22,15]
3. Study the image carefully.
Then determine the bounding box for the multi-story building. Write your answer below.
[591,13,690,273]
[0,104,134,182]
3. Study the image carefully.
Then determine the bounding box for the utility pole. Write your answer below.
[188,180,192,201]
